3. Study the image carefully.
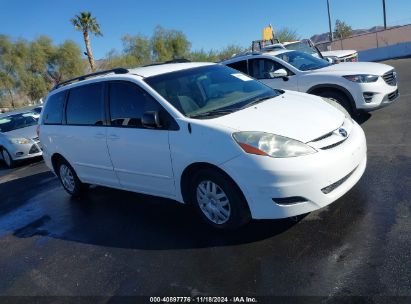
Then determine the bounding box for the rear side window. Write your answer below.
[226,60,248,74]
[42,91,66,125]
[66,83,104,126]
[109,81,162,128]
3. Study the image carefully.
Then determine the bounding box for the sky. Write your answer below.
[1,0,411,59]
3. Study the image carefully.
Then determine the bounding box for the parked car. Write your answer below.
[0,110,42,168]
[321,49,358,63]
[222,50,399,115]
[281,40,358,63]
[39,63,367,229]
[254,39,358,64]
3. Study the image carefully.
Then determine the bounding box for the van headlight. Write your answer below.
[233,132,316,158]
[10,138,30,145]
[343,75,379,83]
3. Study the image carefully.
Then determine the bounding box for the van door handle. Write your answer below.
[94,133,106,139]
[108,134,120,140]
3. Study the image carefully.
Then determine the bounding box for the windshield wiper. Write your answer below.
[188,109,235,119]
[240,95,274,110]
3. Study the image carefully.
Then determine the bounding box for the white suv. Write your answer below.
[39,63,367,229]
[222,50,399,115]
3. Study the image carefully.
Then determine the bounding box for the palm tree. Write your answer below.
[70,12,102,72]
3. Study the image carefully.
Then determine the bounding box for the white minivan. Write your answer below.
[39,62,367,229]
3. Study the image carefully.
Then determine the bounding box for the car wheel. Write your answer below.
[1,148,15,168]
[318,90,355,116]
[57,159,87,197]
[190,168,251,229]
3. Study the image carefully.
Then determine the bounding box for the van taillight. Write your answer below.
[36,125,40,137]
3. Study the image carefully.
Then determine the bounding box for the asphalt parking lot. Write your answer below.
[0,59,410,300]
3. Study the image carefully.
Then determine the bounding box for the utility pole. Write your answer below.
[382,0,387,29]
[327,0,333,42]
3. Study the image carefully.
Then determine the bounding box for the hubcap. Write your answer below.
[2,150,11,167]
[196,180,231,225]
[59,164,75,192]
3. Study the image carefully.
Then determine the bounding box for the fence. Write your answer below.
[316,24,411,51]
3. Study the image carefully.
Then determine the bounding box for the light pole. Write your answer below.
[383,0,387,29]
[327,0,333,42]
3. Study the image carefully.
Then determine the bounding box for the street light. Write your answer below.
[383,0,387,29]
[327,0,333,42]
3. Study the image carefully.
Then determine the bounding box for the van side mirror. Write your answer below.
[142,111,162,129]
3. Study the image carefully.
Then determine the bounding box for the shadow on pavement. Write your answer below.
[0,171,56,216]
[354,111,372,125]
[7,176,304,250]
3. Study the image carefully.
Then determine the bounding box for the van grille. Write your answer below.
[321,167,357,194]
[321,139,346,150]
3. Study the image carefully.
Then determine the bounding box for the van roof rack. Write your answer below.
[143,58,191,67]
[52,68,129,90]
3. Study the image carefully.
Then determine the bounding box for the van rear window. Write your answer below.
[42,91,66,125]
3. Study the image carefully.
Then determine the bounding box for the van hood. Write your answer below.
[211,91,345,143]
[314,62,393,76]
[2,125,38,140]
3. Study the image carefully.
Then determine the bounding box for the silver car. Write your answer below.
[0,110,42,168]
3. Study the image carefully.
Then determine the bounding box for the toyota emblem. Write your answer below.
[339,128,348,137]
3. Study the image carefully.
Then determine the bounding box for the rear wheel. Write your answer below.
[1,148,15,168]
[189,168,251,229]
[56,159,87,197]
[317,90,355,116]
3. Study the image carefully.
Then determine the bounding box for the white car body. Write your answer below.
[222,49,399,112]
[0,112,42,167]
[321,50,358,63]
[39,62,367,228]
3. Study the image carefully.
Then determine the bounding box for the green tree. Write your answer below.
[102,49,137,69]
[215,45,246,61]
[275,27,301,42]
[122,34,151,65]
[152,26,191,62]
[334,19,353,39]
[0,35,23,108]
[70,11,102,72]
[0,71,16,108]
[189,49,219,62]
[48,40,86,84]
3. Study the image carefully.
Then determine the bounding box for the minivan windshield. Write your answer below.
[276,51,330,71]
[0,112,38,133]
[145,65,280,118]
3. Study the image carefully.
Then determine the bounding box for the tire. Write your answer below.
[1,148,15,169]
[56,158,87,197]
[317,90,355,116]
[189,168,251,230]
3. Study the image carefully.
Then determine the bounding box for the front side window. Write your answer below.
[248,59,287,79]
[276,51,330,71]
[43,91,66,125]
[109,81,162,128]
[145,65,280,119]
[66,83,104,126]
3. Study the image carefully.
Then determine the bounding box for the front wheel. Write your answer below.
[317,90,355,117]
[190,168,251,229]
[1,148,15,168]
[56,159,87,197]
